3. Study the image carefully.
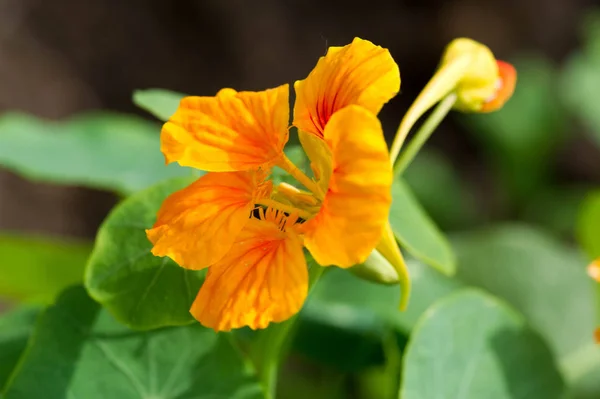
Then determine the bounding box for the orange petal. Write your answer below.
[595,328,600,344]
[480,60,517,112]
[161,84,289,171]
[191,210,307,331]
[293,37,400,137]
[301,105,393,267]
[146,171,271,270]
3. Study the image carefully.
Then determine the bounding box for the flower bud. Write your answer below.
[440,38,503,112]
[350,248,400,285]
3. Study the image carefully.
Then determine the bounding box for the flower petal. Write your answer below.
[480,60,517,112]
[191,212,307,331]
[161,84,289,171]
[146,171,270,270]
[301,105,393,267]
[293,37,400,137]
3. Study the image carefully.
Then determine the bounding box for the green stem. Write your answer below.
[393,93,457,178]
[252,263,326,398]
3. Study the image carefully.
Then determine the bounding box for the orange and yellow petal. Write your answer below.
[293,37,400,137]
[300,105,393,267]
[146,170,271,270]
[161,84,289,172]
[191,210,307,331]
[480,60,517,112]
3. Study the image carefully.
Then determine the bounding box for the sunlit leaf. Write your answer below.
[578,190,600,259]
[2,286,263,399]
[85,177,204,330]
[0,234,91,303]
[0,112,190,195]
[400,290,565,398]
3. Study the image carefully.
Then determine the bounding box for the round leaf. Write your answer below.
[3,286,263,399]
[400,290,565,399]
[85,177,204,330]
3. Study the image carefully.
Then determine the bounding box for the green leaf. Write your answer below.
[0,234,91,303]
[453,224,600,399]
[400,290,565,399]
[295,260,462,370]
[453,224,594,358]
[133,89,186,122]
[0,112,190,195]
[577,190,600,259]
[390,179,456,275]
[3,286,263,399]
[85,177,204,330]
[0,306,40,390]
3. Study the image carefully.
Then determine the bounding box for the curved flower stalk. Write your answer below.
[147,38,405,331]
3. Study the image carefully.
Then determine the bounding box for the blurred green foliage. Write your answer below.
[0,234,91,303]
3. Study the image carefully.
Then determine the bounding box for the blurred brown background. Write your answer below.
[0,0,596,239]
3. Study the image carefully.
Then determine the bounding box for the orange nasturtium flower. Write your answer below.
[147,38,400,331]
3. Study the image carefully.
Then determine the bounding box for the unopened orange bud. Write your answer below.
[595,328,600,344]
[439,38,516,113]
[480,60,517,112]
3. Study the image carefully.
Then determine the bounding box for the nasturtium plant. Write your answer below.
[0,34,541,399]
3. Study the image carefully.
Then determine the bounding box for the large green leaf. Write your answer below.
[0,112,190,195]
[133,89,185,122]
[400,290,565,399]
[453,224,600,399]
[85,177,204,330]
[0,306,40,390]
[2,286,263,399]
[390,179,456,275]
[0,234,91,303]
[577,190,600,259]
[453,225,594,358]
